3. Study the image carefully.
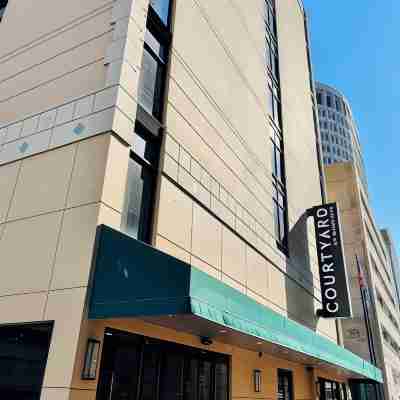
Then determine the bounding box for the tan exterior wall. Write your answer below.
[326,162,400,400]
[0,0,150,165]
[0,0,112,123]
[0,2,150,396]
[157,0,336,341]
[0,133,131,399]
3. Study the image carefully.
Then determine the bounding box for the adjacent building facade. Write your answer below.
[0,1,382,400]
[326,163,400,400]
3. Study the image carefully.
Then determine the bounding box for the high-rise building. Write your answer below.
[326,163,400,400]
[0,1,381,399]
[316,82,368,191]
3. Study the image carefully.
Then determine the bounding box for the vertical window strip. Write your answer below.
[122,0,173,244]
[264,0,288,252]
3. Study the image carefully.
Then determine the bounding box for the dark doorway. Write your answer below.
[96,328,229,400]
[348,379,383,400]
[0,322,53,399]
[318,379,346,400]
[277,369,293,400]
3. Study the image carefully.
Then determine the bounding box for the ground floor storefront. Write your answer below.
[0,226,383,399]
[0,318,383,400]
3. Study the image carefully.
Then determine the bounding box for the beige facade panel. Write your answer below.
[0,161,20,223]
[0,292,48,325]
[0,212,63,296]
[50,204,101,291]
[8,145,76,220]
[67,135,110,208]
[42,287,87,389]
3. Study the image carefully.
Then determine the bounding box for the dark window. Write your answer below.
[271,134,283,183]
[130,0,173,242]
[326,95,332,108]
[0,0,8,22]
[150,0,171,26]
[319,379,348,400]
[277,369,293,400]
[264,0,287,253]
[273,186,287,249]
[264,0,276,35]
[267,83,281,126]
[316,92,322,105]
[138,26,169,120]
[137,0,172,123]
[335,97,341,112]
[265,35,279,79]
[0,323,53,400]
[121,127,160,243]
[97,329,229,400]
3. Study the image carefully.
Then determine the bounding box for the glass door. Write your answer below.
[97,329,229,400]
[319,379,347,400]
[96,330,141,400]
[277,369,293,400]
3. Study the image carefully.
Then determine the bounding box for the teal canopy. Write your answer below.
[89,225,383,383]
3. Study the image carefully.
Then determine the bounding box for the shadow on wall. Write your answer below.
[285,212,318,331]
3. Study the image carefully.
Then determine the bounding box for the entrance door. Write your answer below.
[96,329,229,400]
[319,379,349,400]
[277,369,293,400]
[96,330,141,400]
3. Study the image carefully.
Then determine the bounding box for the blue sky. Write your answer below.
[303,0,400,255]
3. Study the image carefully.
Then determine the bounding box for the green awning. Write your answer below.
[89,225,383,383]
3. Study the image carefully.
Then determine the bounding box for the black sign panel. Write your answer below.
[308,203,352,318]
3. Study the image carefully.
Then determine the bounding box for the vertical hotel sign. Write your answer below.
[308,203,352,318]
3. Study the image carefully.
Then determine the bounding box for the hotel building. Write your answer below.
[0,1,382,399]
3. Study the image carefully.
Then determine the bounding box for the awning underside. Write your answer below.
[89,225,383,383]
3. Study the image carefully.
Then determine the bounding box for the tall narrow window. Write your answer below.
[0,0,8,22]
[264,0,288,252]
[326,95,332,108]
[335,96,341,112]
[137,8,172,121]
[121,125,160,243]
[127,0,174,243]
[264,0,276,35]
[277,369,293,400]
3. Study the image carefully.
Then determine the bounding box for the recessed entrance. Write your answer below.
[96,328,229,400]
[277,369,294,400]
